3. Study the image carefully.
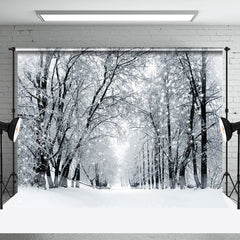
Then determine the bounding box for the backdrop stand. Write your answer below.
[238,130,240,209]
[0,117,21,209]
[0,129,2,209]
[1,47,17,202]
[228,129,240,209]
[0,130,10,209]
[219,47,236,197]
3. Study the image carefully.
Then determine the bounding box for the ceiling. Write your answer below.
[1,0,240,25]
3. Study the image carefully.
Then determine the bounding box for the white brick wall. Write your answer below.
[0,24,239,191]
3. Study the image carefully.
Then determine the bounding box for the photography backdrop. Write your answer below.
[17,48,223,192]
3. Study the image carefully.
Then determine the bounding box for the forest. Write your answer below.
[17,49,223,190]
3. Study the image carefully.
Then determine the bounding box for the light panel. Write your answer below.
[13,118,21,142]
[219,118,227,142]
[36,11,198,23]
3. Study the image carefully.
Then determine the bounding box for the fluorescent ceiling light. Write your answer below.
[36,11,198,22]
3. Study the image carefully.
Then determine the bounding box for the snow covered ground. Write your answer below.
[4,185,235,209]
[0,185,239,233]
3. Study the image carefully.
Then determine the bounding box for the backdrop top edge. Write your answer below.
[15,47,224,52]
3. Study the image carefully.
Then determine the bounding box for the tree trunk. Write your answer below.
[59,159,71,188]
[166,85,175,189]
[142,147,146,188]
[168,161,175,189]
[138,164,142,188]
[154,139,160,189]
[75,180,80,188]
[90,179,95,188]
[174,134,180,188]
[179,163,186,189]
[201,51,207,189]
[147,141,151,189]
[140,164,143,188]
[192,142,201,188]
[54,154,62,188]
[75,164,80,188]
[71,163,80,188]
[179,136,192,189]
[179,79,196,189]
[151,149,155,189]
[157,135,162,189]
[46,165,54,188]
[95,163,100,187]
[161,139,165,189]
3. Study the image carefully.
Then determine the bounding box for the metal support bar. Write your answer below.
[231,130,240,209]
[11,47,16,196]
[225,47,230,195]
[219,47,236,197]
[0,47,18,208]
[0,130,3,209]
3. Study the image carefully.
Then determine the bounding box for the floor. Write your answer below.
[0,234,240,240]
[3,186,233,208]
[0,186,239,233]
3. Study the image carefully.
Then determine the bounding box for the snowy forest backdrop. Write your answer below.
[17,49,223,191]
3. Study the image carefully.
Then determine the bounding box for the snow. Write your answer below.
[0,185,238,233]
[4,185,235,209]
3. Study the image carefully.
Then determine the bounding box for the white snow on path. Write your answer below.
[4,185,235,209]
[0,185,238,233]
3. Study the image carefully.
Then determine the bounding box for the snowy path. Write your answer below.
[1,186,238,233]
[4,185,235,209]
